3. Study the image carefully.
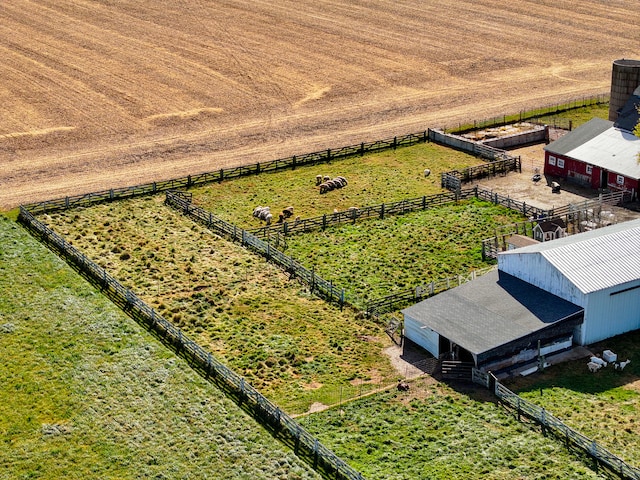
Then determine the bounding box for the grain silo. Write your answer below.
[608,59,640,122]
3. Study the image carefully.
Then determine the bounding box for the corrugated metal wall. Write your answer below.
[498,253,586,307]
[581,283,640,345]
[404,316,440,358]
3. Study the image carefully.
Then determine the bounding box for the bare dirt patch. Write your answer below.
[476,142,640,222]
[1,1,638,209]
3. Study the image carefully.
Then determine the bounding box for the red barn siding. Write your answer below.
[545,152,639,199]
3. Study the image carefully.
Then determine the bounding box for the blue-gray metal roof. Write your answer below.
[614,93,640,132]
[500,218,640,293]
[401,270,583,356]
[544,118,612,155]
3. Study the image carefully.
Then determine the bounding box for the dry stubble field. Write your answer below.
[1,0,639,208]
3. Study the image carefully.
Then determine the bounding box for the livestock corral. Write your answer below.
[27,121,640,479]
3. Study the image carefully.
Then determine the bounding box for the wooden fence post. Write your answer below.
[380,203,385,219]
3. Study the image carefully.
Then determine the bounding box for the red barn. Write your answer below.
[543,88,640,201]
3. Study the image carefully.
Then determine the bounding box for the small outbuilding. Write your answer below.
[532,218,566,242]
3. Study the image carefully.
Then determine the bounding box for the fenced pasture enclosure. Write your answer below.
[36,195,398,415]
[299,377,603,480]
[16,100,639,479]
[17,208,365,480]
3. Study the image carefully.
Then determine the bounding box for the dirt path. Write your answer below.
[1,1,638,209]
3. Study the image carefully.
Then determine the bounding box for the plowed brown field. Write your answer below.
[1,0,638,209]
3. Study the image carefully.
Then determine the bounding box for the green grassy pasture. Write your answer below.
[535,103,610,129]
[299,378,600,480]
[190,142,479,226]
[0,215,320,479]
[284,199,523,303]
[41,197,398,414]
[507,330,640,467]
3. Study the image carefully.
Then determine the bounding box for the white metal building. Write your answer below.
[403,219,640,371]
[499,218,640,345]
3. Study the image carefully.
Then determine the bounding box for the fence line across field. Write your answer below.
[472,370,640,480]
[20,93,607,218]
[164,191,350,309]
[17,206,366,480]
[443,94,608,134]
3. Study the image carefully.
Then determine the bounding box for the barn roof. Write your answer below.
[499,218,640,293]
[401,269,583,357]
[544,118,640,180]
[544,117,612,155]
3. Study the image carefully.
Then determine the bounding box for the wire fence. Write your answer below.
[443,94,609,134]
[17,205,366,480]
[472,370,640,480]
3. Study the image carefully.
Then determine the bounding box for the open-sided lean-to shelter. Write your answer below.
[403,218,640,373]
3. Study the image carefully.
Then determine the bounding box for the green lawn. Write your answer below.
[299,378,601,480]
[0,215,320,479]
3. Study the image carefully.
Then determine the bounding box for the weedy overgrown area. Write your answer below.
[0,216,320,479]
[299,377,601,480]
[42,196,398,414]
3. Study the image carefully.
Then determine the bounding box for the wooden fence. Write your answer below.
[480,191,629,260]
[249,189,478,239]
[472,371,640,480]
[364,265,497,317]
[17,205,365,480]
[21,131,429,216]
[164,191,348,309]
[440,158,521,192]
